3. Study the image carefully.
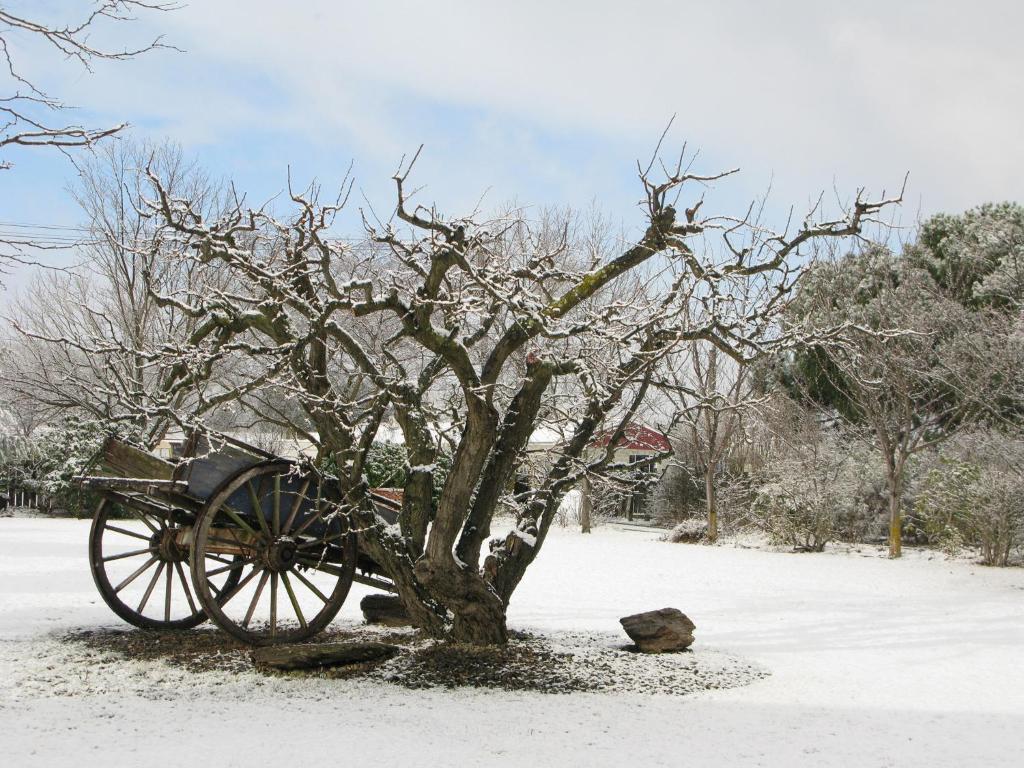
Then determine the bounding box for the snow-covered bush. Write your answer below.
[663,517,708,543]
[328,442,452,508]
[0,418,106,516]
[591,470,657,522]
[913,431,1024,566]
[749,430,879,551]
[647,461,706,527]
[364,442,409,488]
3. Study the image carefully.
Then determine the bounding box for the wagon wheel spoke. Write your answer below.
[247,479,271,538]
[114,555,158,594]
[103,524,151,542]
[293,526,349,567]
[282,476,312,535]
[290,568,329,603]
[281,572,307,629]
[269,572,279,638]
[174,560,198,615]
[164,563,173,622]
[291,499,332,538]
[220,504,258,536]
[217,564,265,608]
[102,547,154,563]
[272,474,282,537]
[137,561,165,614]
[243,570,270,629]
[127,507,161,534]
[205,556,256,578]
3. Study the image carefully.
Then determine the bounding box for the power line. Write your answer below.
[0,221,380,249]
[0,221,91,232]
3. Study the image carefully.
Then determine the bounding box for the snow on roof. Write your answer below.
[529,425,566,447]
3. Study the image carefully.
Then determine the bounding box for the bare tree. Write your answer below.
[2,139,226,445]
[0,380,46,438]
[1,1,174,266]
[51,137,899,643]
[787,249,1015,557]
[662,341,751,541]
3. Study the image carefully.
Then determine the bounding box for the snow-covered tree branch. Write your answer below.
[14,140,900,642]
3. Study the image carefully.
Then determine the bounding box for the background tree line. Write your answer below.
[650,203,1024,565]
[0,122,903,643]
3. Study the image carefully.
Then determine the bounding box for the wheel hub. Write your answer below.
[264,537,298,572]
[151,528,186,562]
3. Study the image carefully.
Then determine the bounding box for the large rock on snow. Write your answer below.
[619,608,696,652]
[360,593,413,627]
[252,641,400,671]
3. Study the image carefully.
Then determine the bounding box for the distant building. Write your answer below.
[587,423,671,521]
[591,422,672,464]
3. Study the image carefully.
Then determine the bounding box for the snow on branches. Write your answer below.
[14,140,901,642]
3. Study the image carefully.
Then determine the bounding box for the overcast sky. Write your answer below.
[2,0,1022,284]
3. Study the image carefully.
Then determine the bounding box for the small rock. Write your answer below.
[619,608,695,653]
[361,593,413,627]
[252,641,399,671]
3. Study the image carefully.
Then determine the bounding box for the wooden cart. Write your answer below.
[80,433,399,646]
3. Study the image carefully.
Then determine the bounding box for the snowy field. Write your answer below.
[2,518,1023,768]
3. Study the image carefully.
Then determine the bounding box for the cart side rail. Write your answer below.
[79,435,176,483]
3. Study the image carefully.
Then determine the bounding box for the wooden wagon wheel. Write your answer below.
[189,461,357,646]
[89,497,242,630]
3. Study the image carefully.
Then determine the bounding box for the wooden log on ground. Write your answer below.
[251,641,400,671]
[360,593,413,626]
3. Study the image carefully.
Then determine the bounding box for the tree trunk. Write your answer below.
[580,475,592,534]
[450,602,509,644]
[414,557,509,645]
[376,546,510,644]
[705,464,718,543]
[887,472,902,559]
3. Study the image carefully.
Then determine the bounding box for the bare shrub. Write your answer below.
[748,399,881,551]
[647,460,704,528]
[663,518,708,543]
[913,430,1024,566]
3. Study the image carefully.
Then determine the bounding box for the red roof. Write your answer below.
[592,423,671,453]
[371,487,404,505]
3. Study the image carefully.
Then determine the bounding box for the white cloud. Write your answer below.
[172,1,1022,210]
[13,1,1024,220]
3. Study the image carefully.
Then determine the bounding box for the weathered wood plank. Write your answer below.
[353,573,398,593]
[90,436,175,481]
[79,477,189,492]
[181,445,267,500]
[251,641,400,671]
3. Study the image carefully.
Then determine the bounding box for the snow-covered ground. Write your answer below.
[2,518,1023,767]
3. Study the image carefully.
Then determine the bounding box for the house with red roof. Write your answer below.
[587,423,672,521]
[591,423,672,457]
